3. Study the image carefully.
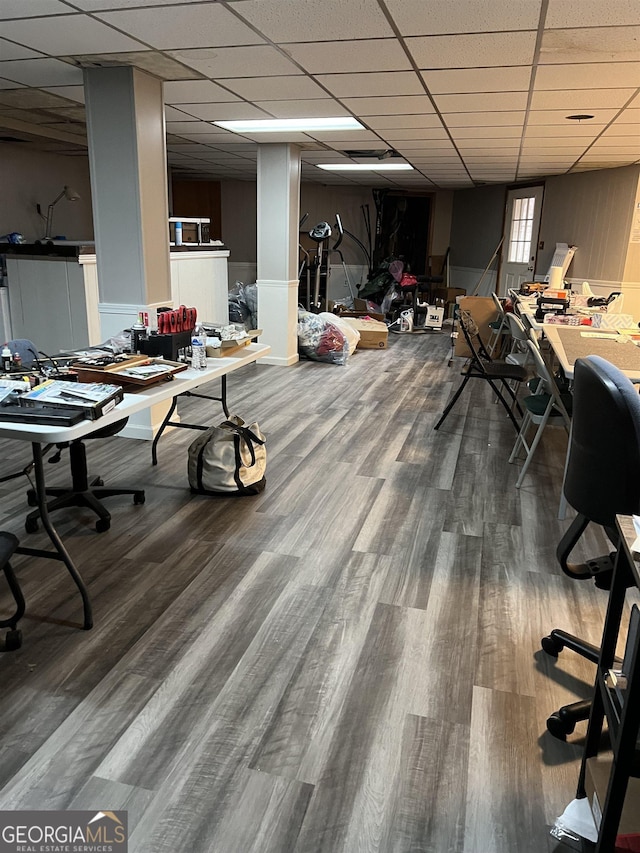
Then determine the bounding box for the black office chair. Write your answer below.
[0,532,24,651]
[542,355,640,739]
[6,338,39,369]
[25,418,145,534]
[434,308,528,433]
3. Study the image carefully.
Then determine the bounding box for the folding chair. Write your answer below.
[434,309,528,433]
[508,339,572,487]
[487,293,510,357]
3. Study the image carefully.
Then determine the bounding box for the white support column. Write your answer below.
[84,66,172,438]
[256,143,300,366]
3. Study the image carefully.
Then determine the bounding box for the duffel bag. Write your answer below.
[188,415,266,495]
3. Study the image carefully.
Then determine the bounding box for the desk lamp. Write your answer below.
[40,186,81,241]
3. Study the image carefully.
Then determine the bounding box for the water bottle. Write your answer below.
[191,329,207,369]
[175,221,183,246]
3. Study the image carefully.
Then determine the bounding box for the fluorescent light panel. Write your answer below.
[214,117,364,132]
[317,162,414,171]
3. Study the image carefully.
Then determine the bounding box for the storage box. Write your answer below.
[343,317,388,349]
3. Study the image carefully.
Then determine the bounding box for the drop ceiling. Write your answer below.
[0,0,639,190]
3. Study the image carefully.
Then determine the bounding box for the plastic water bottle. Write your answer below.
[191,330,207,369]
[175,221,183,246]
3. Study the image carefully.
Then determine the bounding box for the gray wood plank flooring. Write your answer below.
[0,328,612,851]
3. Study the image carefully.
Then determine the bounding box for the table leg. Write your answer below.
[15,442,93,630]
[151,375,230,465]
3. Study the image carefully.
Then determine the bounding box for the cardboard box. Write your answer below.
[207,330,261,357]
[585,755,640,836]
[454,296,499,357]
[343,317,388,349]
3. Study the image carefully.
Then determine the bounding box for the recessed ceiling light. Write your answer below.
[566,114,594,121]
[316,162,414,172]
[213,117,364,133]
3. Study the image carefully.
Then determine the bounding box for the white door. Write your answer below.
[498,185,544,295]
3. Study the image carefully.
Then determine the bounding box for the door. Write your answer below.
[498,185,544,295]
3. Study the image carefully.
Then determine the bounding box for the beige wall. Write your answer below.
[538,165,640,282]
[0,142,93,242]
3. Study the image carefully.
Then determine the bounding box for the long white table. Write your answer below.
[1,343,271,631]
[544,326,640,382]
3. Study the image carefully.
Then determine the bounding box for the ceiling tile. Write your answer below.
[530,88,636,110]
[457,145,521,155]
[450,126,524,138]
[599,122,640,136]
[232,0,393,43]
[1,14,146,55]
[586,144,640,155]
[72,50,199,81]
[443,111,525,127]
[535,62,640,90]
[70,0,210,8]
[455,136,520,151]
[97,4,264,49]
[524,121,606,135]
[166,120,216,134]
[308,130,383,144]
[171,102,271,121]
[614,107,640,123]
[164,80,242,104]
[406,32,537,69]
[421,66,532,95]
[340,95,435,116]
[0,39,45,61]
[546,0,640,28]
[0,59,83,87]
[167,46,299,78]
[43,85,85,103]
[221,76,327,101]
[0,0,72,17]
[314,72,424,99]
[378,127,450,140]
[283,39,411,74]
[365,114,444,129]
[385,0,541,35]
[436,92,529,112]
[527,108,619,124]
[252,99,349,118]
[540,27,640,64]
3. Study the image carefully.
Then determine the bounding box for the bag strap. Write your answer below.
[220,421,265,449]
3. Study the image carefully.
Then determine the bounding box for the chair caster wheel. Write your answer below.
[25,517,39,534]
[26,489,37,507]
[133,492,145,505]
[95,518,111,533]
[547,712,575,740]
[3,629,22,651]
[541,635,563,657]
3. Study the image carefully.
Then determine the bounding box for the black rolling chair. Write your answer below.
[0,532,25,651]
[542,355,640,739]
[434,308,528,433]
[25,419,145,534]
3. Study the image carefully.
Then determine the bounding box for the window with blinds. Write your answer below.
[507,196,536,264]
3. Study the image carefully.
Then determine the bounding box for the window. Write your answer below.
[507,196,536,263]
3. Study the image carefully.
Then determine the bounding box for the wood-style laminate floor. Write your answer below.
[0,328,619,852]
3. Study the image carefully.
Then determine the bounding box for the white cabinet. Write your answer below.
[169,250,229,323]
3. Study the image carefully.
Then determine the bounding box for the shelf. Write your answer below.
[586,755,640,836]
